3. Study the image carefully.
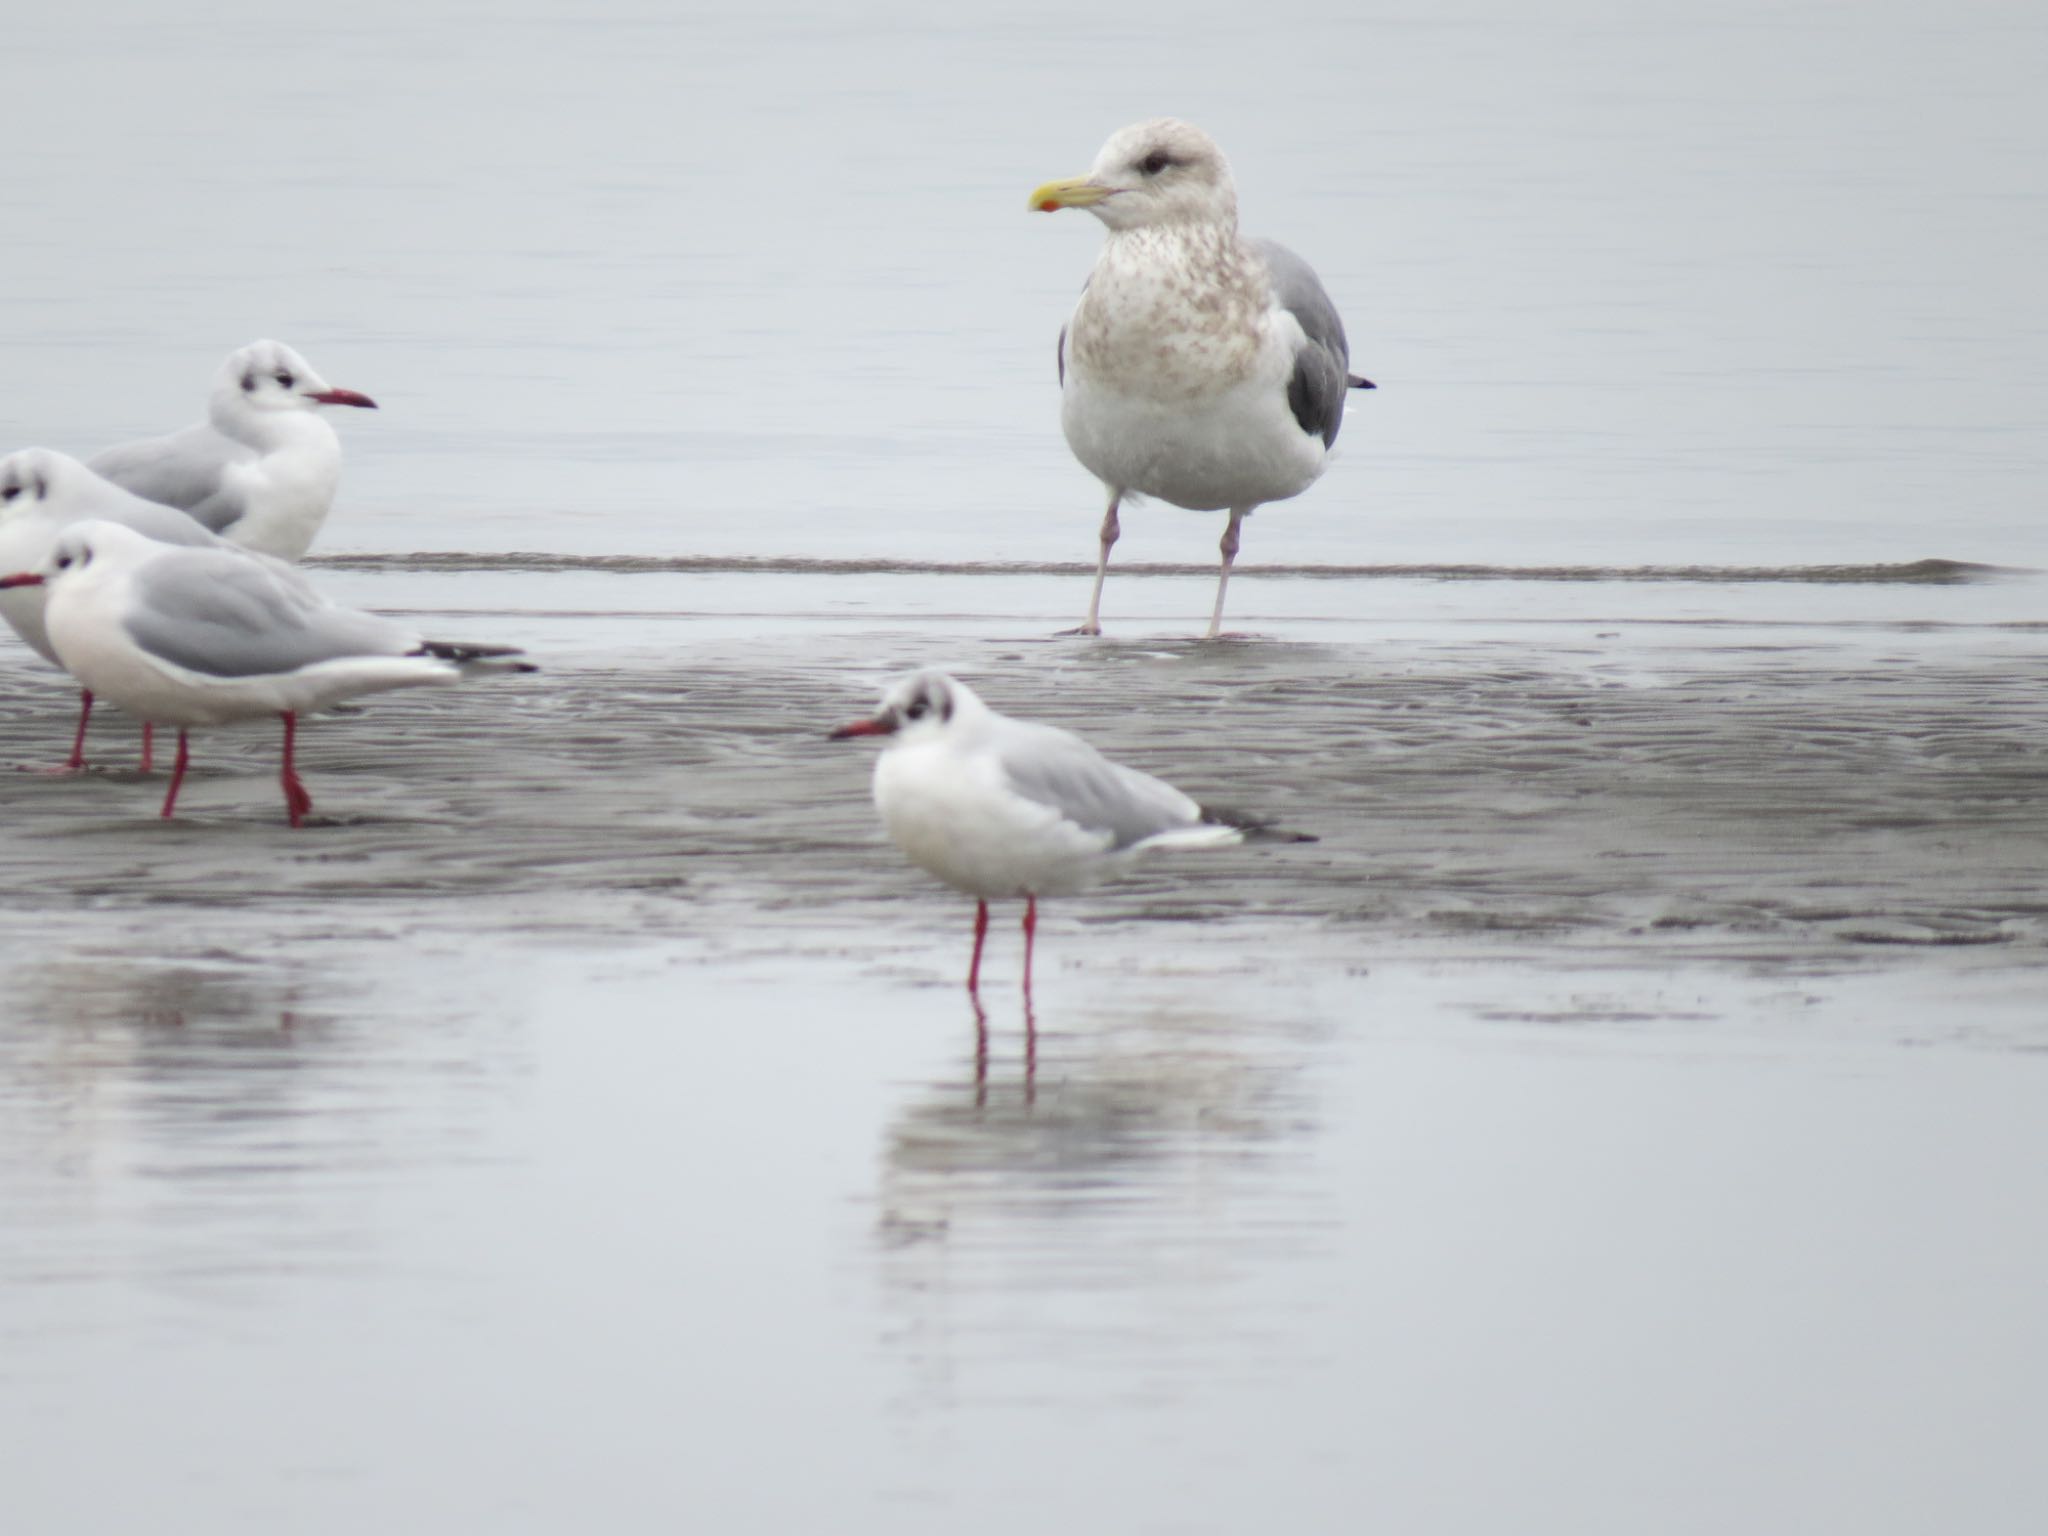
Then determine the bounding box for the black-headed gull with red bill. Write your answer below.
[0,520,533,827]
[1030,118,1374,638]
[0,447,223,771]
[87,339,377,561]
[830,670,1305,1001]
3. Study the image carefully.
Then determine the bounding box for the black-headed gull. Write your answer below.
[87,339,377,561]
[0,448,222,771]
[1030,119,1374,637]
[830,669,1288,1001]
[0,520,533,826]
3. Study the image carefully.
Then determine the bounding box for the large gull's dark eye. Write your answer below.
[54,554,72,570]
[1138,150,1172,176]
[905,699,929,721]
[276,371,295,389]
[1,486,17,503]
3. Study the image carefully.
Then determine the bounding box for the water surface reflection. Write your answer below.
[0,944,525,1304]
[876,995,1335,1410]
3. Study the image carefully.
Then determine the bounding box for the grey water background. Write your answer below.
[4,2,2048,1533]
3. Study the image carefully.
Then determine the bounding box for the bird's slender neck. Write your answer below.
[209,396,339,458]
[1094,217,1259,295]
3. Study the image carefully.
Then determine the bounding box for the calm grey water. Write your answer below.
[6,0,2046,567]
[3,3,2048,1533]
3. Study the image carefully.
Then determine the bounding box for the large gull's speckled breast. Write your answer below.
[1068,225,1269,402]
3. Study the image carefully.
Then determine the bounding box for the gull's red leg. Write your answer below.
[278,711,314,828]
[966,900,990,996]
[159,730,190,819]
[1021,896,1039,1005]
[139,722,155,774]
[64,689,93,771]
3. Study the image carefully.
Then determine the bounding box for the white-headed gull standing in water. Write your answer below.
[87,339,377,561]
[830,670,1305,1002]
[0,520,534,826]
[1030,119,1374,638]
[0,447,224,771]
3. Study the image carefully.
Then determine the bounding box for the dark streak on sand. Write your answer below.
[3,617,2045,984]
[306,552,2018,585]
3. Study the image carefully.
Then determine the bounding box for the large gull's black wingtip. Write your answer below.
[1348,374,1376,390]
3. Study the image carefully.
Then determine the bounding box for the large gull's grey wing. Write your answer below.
[995,719,1202,850]
[1250,237,1355,449]
[124,548,414,679]
[88,426,247,536]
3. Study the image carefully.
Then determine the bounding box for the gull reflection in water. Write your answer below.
[874,995,1331,1411]
[0,947,510,1296]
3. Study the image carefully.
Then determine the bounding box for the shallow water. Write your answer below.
[4,1,2048,1530]
[4,573,2048,1531]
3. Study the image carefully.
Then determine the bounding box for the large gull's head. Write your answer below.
[1029,118,1236,233]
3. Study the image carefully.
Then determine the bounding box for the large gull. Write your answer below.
[0,520,533,827]
[87,339,377,561]
[1030,118,1373,637]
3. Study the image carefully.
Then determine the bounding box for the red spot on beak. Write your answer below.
[305,387,378,409]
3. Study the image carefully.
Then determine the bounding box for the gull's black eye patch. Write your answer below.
[1138,151,1173,176]
[1,486,17,503]
[276,371,295,389]
[54,554,72,569]
[905,699,930,721]
[241,372,257,392]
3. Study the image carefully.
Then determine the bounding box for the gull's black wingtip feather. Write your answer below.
[1199,804,1318,843]
[413,640,539,672]
[1348,373,1376,390]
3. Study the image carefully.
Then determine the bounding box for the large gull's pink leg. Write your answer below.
[1206,507,1249,640]
[138,722,155,775]
[159,730,190,819]
[278,712,314,828]
[1062,492,1120,636]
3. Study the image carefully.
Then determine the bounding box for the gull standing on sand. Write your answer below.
[0,448,224,770]
[0,521,533,827]
[830,670,1301,1001]
[1030,119,1374,637]
[88,339,377,561]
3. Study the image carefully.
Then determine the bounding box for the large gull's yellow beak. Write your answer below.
[1028,176,1112,213]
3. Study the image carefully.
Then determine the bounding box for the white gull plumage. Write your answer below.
[0,447,225,769]
[1030,118,1373,637]
[0,520,532,826]
[831,669,1265,1001]
[87,339,377,561]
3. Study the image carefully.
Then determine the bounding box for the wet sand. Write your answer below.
[3,565,2043,991]
[3,566,2046,1533]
